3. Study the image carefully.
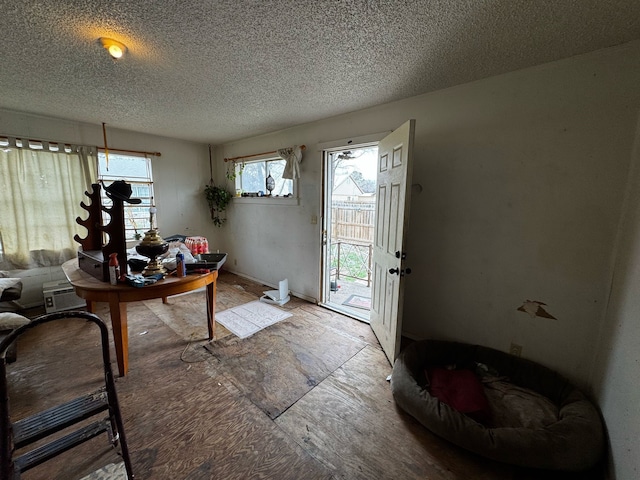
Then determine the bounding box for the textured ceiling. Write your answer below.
[1,1,639,144]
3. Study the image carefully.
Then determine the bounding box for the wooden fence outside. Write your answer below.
[331,202,375,245]
[330,202,375,286]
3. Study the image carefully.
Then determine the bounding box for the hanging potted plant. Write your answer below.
[204,182,233,227]
[204,144,233,227]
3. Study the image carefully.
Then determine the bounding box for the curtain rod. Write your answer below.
[0,134,90,150]
[0,133,161,157]
[224,144,305,162]
[97,147,161,157]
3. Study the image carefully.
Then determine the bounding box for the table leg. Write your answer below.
[108,294,129,376]
[85,300,96,313]
[206,280,216,340]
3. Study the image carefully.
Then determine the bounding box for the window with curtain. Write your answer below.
[0,138,97,270]
[235,157,294,196]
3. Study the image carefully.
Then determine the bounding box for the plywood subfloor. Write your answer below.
[203,309,367,419]
[7,270,604,479]
[276,345,514,479]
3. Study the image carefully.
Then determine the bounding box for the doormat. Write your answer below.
[342,294,371,310]
[215,300,292,339]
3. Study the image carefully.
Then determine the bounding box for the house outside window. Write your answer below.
[98,152,154,241]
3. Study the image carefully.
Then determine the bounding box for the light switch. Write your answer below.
[311,215,318,224]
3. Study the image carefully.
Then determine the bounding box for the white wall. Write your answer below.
[0,110,210,305]
[402,44,640,388]
[591,117,640,480]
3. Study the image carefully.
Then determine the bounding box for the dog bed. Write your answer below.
[391,340,604,471]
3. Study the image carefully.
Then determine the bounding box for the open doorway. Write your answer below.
[320,145,378,322]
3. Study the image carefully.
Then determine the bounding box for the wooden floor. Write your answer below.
[6,271,604,479]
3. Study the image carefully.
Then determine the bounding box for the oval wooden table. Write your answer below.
[62,258,218,376]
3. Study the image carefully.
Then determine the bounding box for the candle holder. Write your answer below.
[134,199,168,276]
[135,229,169,276]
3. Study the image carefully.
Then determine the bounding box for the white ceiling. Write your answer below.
[1,1,639,144]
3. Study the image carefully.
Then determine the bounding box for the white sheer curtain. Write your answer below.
[278,145,303,179]
[0,140,97,269]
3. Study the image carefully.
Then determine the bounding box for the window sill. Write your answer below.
[232,196,299,206]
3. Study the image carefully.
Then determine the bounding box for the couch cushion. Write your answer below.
[0,278,22,300]
[0,312,31,330]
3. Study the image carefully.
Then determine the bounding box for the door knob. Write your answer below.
[390,267,412,275]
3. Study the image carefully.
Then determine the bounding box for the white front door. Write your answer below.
[369,120,415,364]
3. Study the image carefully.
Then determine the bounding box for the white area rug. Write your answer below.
[79,462,127,479]
[215,300,292,339]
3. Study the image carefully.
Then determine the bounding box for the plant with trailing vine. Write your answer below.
[204,183,233,227]
[225,161,245,181]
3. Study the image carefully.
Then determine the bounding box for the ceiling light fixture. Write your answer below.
[99,37,126,59]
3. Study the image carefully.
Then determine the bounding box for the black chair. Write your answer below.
[0,311,134,479]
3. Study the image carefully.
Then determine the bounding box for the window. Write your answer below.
[235,158,293,197]
[0,138,97,269]
[98,152,154,241]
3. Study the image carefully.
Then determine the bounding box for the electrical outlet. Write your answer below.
[509,342,522,357]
